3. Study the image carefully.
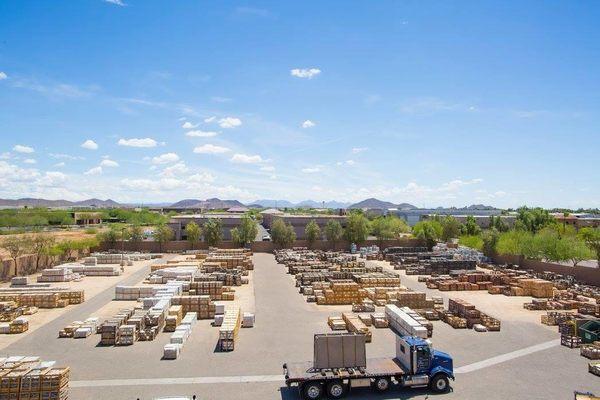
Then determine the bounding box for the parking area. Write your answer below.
[1,253,598,400]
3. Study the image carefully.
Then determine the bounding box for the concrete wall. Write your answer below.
[493,254,600,286]
[99,238,424,253]
[0,249,89,282]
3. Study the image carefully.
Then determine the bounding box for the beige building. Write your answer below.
[260,209,347,239]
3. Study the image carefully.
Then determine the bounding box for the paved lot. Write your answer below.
[3,253,599,399]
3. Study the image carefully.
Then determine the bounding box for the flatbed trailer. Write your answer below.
[284,356,449,399]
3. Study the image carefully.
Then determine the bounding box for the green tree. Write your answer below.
[153,224,174,252]
[489,216,509,232]
[578,227,600,267]
[496,230,536,259]
[388,216,411,238]
[185,222,202,250]
[371,217,394,247]
[344,212,370,245]
[30,234,55,272]
[44,244,65,267]
[515,206,554,233]
[412,220,442,250]
[563,236,594,266]
[129,224,144,250]
[324,220,343,250]
[461,215,481,236]
[203,218,223,247]
[97,228,119,248]
[58,240,77,261]
[440,216,461,241]
[2,236,32,276]
[481,229,499,257]
[234,215,258,247]
[271,218,296,248]
[305,220,321,248]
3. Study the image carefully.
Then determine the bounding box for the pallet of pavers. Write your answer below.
[218,306,241,351]
[342,313,372,342]
[0,357,70,400]
[385,304,428,338]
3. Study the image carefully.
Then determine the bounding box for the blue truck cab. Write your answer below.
[395,336,454,392]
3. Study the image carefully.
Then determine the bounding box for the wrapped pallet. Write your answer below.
[384,304,428,339]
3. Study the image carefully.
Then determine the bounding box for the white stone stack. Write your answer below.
[37,268,77,282]
[385,304,428,339]
[164,312,197,359]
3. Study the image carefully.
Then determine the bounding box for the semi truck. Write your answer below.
[283,306,454,399]
[284,333,454,399]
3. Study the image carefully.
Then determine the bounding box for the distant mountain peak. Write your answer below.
[348,198,417,210]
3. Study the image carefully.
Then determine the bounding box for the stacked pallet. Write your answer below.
[218,306,241,351]
[448,298,500,331]
[58,265,122,277]
[438,310,468,329]
[327,316,346,331]
[164,306,183,332]
[352,299,375,313]
[581,342,600,360]
[364,287,403,306]
[189,281,225,299]
[0,317,29,334]
[0,289,84,307]
[541,311,576,326]
[163,313,198,359]
[385,304,428,338]
[517,279,554,298]
[117,325,137,345]
[370,313,389,328]
[115,285,158,301]
[58,317,99,338]
[395,292,435,310]
[0,357,70,400]
[399,307,433,337]
[37,268,77,283]
[354,273,401,288]
[317,281,364,305]
[170,296,215,319]
[342,313,372,342]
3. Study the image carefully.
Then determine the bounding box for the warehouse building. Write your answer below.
[168,214,246,241]
[260,209,347,239]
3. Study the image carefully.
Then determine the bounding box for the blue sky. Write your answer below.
[0,1,598,208]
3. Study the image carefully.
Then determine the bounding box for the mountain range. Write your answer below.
[0,197,498,211]
[0,198,121,208]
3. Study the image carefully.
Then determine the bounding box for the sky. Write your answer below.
[0,1,598,208]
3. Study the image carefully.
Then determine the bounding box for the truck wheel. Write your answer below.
[302,382,323,400]
[326,380,346,399]
[430,374,450,393]
[371,377,390,392]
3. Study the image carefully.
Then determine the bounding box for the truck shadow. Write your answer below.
[279,386,453,399]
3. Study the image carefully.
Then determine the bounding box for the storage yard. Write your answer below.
[0,248,597,399]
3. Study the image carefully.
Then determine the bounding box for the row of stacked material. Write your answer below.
[58,317,99,338]
[0,356,69,400]
[385,304,429,338]
[0,289,84,308]
[0,301,37,322]
[317,281,362,305]
[163,312,198,359]
[57,264,122,277]
[328,312,388,334]
[36,267,81,282]
[0,317,29,334]
[170,296,216,319]
[445,298,501,331]
[218,306,241,351]
[342,313,372,342]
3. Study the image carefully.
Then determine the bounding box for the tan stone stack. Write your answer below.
[171,295,216,319]
[189,281,225,300]
[341,313,372,342]
[517,279,554,298]
[327,316,346,331]
[354,274,401,288]
[164,305,183,332]
[219,305,241,351]
[317,281,364,305]
[394,292,435,310]
[0,357,69,400]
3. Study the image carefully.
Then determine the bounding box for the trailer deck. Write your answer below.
[285,357,406,384]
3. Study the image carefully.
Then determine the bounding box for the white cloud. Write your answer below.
[188,172,215,184]
[301,120,316,128]
[0,72,7,80]
[100,159,119,168]
[182,121,198,129]
[54,162,66,168]
[204,116,216,123]
[81,139,98,150]
[193,144,230,154]
[301,167,321,173]
[260,165,275,172]
[230,153,263,164]
[399,97,476,115]
[186,130,218,138]
[218,117,242,129]
[118,138,158,148]
[440,178,483,192]
[13,145,34,154]
[84,166,103,175]
[159,162,188,177]
[290,68,321,79]
[37,171,67,187]
[351,147,367,154]
[23,159,36,164]
[0,152,10,160]
[49,153,84,160]
[152,152,180,165]
[345,160,355,166]
[104,0,126,5]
